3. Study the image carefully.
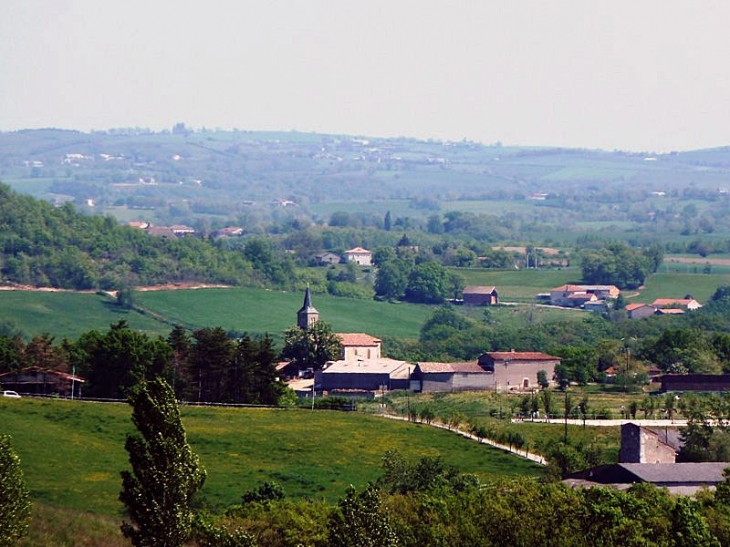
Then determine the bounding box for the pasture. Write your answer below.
[0,397,543,518]
[0,290,167,338]
[628,272,730,303]
[133,287,432,340]
[454,268,580,302]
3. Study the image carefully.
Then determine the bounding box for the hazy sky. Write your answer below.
[2,1,730,151]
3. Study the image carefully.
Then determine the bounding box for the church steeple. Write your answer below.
[297,286,319,329]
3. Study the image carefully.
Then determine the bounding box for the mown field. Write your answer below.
[0,290,167,338]
[627,272,730,303]
[454,267,581,302]
[134,287,433,340]
[0,397,543,519]
[1,265,728,342]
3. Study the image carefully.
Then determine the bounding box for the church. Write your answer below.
[295,288,412,396]
[290,289,560,397]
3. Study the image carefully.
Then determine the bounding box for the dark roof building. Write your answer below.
[566,462,730,495]
[0,367,84,398]
[463,286,499,306]
[660,374,730,393]
[412,362,491,393]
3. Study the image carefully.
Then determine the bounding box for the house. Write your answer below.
[478,351,561,392]
[343,247,373,266]
[463,286,499,306]
[317,359,412,393]
[212,226,244,238]
[619,423,678,464]
[170,225,195,236]
[549,284,620,307]
[626,303,657,319]
[146,226,177,238]
[660,374,730,393]
[0,367,84,398]
[652,298,702,311]
[655,308,686,316]
[337,333,381,361]
[583,300,609,312]
[315,252,341,265]
[412,362,492,393]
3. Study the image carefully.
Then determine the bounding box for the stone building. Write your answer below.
[619,423,678,464]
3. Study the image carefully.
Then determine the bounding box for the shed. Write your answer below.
[463,286,499,306]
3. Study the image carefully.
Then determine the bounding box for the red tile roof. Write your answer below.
[463,285,497,294]
[336,333,381,346]
[652,298,692,307]
[485,351,560,361]
[417,362,488,374]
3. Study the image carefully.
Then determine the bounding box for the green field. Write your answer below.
[0,290,168,338]
[627,272,730,303]
[134,288,432,340]
[454,268,580,302]
[0,397,543,517]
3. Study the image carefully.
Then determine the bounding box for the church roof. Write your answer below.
[298,287,318,314]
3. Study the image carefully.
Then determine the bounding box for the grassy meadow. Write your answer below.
[0,290,168,338]
[0,397,543,519]
[134,287,433,340]
[454,267,581,302]
[627,271,730,303]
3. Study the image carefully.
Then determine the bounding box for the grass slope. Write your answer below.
[0,290,168,338]
[134,288,432,339]
[0,397,542,518]
[454,268,581,302]
[628,272,730,303]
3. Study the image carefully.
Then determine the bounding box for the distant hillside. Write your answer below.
[0,183,280,290]
[2,128,730,233]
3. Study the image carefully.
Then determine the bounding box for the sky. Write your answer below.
[2,1,730,152]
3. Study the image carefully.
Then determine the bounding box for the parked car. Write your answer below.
[1,390,21,398]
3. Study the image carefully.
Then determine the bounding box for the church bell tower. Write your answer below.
[297,286,319,329]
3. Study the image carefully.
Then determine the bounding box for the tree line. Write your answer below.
[0,321,287,405]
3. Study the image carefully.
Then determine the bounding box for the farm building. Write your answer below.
[626,303,657,319]
[315,252,341,265]
[0,367,84,398]
[411,362,491,393]
[565,463,730,496]
[652,298,702,311]
[619,423,679,464]
[549,284,619,307]
[462,286,499,306]
[478,351,561,392]
[317,359,412,393]
[660,374,730,393]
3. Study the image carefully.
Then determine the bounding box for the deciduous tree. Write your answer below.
[0,435,31,547]
[120,378,206,547]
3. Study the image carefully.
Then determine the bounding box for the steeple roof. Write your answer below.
[298,286,318,314]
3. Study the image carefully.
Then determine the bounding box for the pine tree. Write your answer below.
[120,378,206,547]
[0,435,31,547]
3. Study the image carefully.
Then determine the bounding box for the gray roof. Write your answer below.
[620,463,730,484]
[570,463,730,486]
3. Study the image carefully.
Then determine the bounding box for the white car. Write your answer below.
[1,390,21,398]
